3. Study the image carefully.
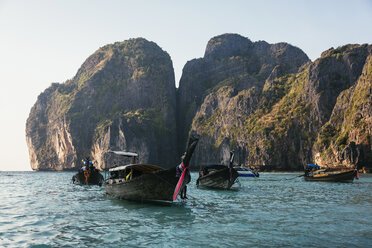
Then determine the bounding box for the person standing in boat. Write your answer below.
[82,156,93,183]
[84,156,90,166]
[80,161,86,172]
[80,156,91,171]
[83,156,96,170]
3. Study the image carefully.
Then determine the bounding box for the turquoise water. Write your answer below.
[0,171,371,247]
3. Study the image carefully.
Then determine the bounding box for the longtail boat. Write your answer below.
[304,164,357,182]
[72,168,104,186]
[103,135,199,203]
[196,151,239,189]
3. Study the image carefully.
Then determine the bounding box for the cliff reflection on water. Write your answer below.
[0,171,371,247]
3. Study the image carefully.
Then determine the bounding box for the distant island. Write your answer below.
[26,34,372,172]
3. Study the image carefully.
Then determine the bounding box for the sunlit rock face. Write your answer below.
[26,38,178,170]
[26,34,372,172]
[178,34,371,171]
[178,33,310,170]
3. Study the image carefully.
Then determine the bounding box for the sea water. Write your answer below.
[0,171,371,248]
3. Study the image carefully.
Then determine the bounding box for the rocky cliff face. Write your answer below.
[26,38,178,170]
[178,34,372,171]
[177,33,311,169]
[27,34,372,171]
[313,48,372,168]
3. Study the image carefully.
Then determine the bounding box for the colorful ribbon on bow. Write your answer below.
[173,162,189,200]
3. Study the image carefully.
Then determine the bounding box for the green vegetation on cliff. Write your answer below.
[187,37,371,170]
[26,38,177,170]
[314,53,372,166]
[26,34,372,171]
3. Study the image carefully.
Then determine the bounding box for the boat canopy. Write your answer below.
[109,164,164,173]
[109,151,138,157]
[307,164,321,168]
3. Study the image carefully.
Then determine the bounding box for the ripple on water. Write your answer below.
[0,172,371,247]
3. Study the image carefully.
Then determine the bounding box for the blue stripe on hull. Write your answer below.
[238,174,256,177]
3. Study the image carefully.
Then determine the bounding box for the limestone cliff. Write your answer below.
[313,49,372,168]
[179,34,371,171]
[26,38,178,170]
[177,33,310,169]
[26,34,372,171]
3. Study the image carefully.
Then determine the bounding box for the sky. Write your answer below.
[0,0,371,171]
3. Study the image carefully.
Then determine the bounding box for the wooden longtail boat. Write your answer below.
[72,169,104,186]
[196,151,239,189]
[304,164,357,182]
[103,135,199,203]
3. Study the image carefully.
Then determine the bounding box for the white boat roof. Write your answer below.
[109,164,135,171]
[109,151,138,157]
[109,163,164,173]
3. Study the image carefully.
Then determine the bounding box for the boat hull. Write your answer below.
[304,170,356,182]
[233,167,259,178]
[72,170,104,186]
[197,168,239,190]
[104,167,190,202]
[238,173,257,177]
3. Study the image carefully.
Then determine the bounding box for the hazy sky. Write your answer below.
[0,0,371,171]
